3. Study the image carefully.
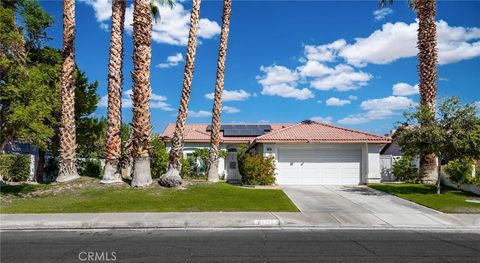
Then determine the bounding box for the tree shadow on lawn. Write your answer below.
[0,183,50,197]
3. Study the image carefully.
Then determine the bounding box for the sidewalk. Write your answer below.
[1,211,479,230]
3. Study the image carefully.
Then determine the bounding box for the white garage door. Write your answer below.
[276,147,361,185]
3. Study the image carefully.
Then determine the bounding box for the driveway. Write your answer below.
[282,185,437,214]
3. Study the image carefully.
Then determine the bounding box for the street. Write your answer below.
[1,229,480,262]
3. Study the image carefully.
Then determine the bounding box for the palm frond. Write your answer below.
[152,0,174,9]
[150,0,174,24]
[150,3,160,23]
[379,0,417,11]
[379,0,393,8]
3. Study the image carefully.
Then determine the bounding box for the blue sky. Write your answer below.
[39,0,480,135]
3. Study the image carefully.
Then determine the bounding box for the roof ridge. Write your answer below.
[312,121,388,139]
[254,123,301,140]
[191,128,211,136]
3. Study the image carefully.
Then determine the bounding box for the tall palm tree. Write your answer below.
[101,0,126,184]
[207,0,232,182]
[159,0,202,187]
[56,0,79,182]
[380,0,438,181]
[106,0,172,183]
[130,0,154,187]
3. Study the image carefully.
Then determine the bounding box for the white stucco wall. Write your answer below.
[165,142,230,177]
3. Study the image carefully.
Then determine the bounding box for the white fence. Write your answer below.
[380,155,402,182]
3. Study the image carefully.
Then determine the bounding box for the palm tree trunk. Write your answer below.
[207,0,232,183]
[159,0,201,187]
[416,0,438,184]
[57,0,79,182]
[130,0,153,187]
[102,0,126,184]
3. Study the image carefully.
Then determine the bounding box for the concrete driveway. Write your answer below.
[282,185,436,214]
[280,185,454,227]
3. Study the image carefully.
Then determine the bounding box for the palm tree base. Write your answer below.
[56,162,80,182]
[131,156,152,187]
[159,167,182,187]
[207,163,219,182]
[101,162,123,184]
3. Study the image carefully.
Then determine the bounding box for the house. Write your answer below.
[160,120,390,185]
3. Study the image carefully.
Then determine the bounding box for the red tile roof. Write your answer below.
[160,121,390,144]
[160,123,291,143]
[253,120,390,144]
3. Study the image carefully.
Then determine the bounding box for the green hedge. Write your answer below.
[0,154,31,182]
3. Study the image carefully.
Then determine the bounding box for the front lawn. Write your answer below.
[0,178,298,213]
[369,183,480,213]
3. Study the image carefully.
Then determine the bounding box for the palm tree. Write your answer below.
[159,0,202,187]
[101,0,126,184]
[380,0,438,181]
[207,0,232,182]
[129,0,154,187]
[56,0,79,182]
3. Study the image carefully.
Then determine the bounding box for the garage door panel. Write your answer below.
[276,147,361,185]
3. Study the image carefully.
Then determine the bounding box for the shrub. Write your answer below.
[180,157,193,178]
[150,138,168,179]
[445,158,475,187]
[0,154,31,182]
[239,153,276,185]
[392,155,418,183]
[77,159,103,178]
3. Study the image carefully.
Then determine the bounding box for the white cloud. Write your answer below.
[298,60,333,78]
[82,0,220,46]
[310,116,333,124]
[188,110,211,118]
[348,95,358,100]
[361,96,416,111]
[304,39,346,62]
[339,20,480,67]
[156,53,183,68]
[257,65,314,100]
[338,96,417,125]
[373,8,393,21]
[222,106,240,114]
[98,89,174,111]
[326,97,351,106]
[205,89,251,101]
[309,64,372,91]
[392,82,419,96]
[81,0,111,21]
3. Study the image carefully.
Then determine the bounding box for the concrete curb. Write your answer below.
[1,212,479,231]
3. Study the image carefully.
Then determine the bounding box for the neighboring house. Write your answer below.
[161,120,390,185]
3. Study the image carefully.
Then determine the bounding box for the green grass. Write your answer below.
[369,183,480,213]
[0,182,298,213]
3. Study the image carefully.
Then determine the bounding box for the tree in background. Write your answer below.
[1,1,101,182]
[207,0,232,182]
[394,97,480,194]
[160,0,201,187]
[56,0,79,182]
[380,0,439,182]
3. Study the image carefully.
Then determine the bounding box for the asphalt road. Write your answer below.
[1,229,480,262]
